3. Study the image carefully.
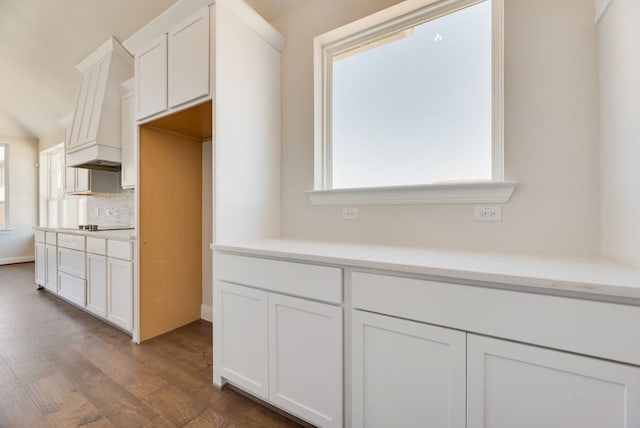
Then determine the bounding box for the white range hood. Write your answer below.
[66,37,133,171]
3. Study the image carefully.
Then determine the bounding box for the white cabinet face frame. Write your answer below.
[135,35,168,120]
[467,334,640,428]
[168,7,210,109]
[218,281,269,400]
[352,310,467,428]
[268,293,343,428]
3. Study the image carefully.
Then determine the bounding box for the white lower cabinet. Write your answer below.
[107,257,133,331]
[351,310,466,428]
[34,230,134,335]
[467,334,640,428]
[217,279,343,428]
[268,293,343,428]
[45,244,58,293]
[35,242,46,287]
[86,253,107,317]
[219,281,269,399]
[58,271,85,306]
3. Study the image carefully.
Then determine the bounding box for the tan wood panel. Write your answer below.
[145,100,212,141]
[139,126,203,341]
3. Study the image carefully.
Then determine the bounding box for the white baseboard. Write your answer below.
[0,256,35,266]
[201,304,213,322]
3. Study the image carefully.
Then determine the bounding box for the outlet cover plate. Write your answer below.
[474,206,502,221]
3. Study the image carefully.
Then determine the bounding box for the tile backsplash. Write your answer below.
[87,189,135,227]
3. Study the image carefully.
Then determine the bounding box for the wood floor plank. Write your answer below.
[85,381,159,428]
[0,262,304,428]
[183,408,227,428]
[142,384,207,427]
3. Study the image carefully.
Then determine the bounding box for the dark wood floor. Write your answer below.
[0,262,302,428]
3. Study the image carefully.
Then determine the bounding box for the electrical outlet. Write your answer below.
[342,207,359,220]
[474,206,502,221]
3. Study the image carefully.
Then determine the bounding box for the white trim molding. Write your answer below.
[306,181,517,206]
[313,0,506,198]
[201,304,213,322]
[595,0,612,22]
[0,256,35,266]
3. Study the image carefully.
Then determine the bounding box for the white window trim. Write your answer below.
[310,0,515,205]
[0,143,9,229]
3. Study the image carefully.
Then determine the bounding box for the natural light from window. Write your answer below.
[331,0,492,189]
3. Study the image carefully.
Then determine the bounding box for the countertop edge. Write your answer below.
[213,240,640,305]
[35,227,137,241]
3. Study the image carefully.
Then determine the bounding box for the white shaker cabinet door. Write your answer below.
[352,310,466,428]
[75,168,90,193]
[58,271,85,307]
[268,293,343,428]
[135,35,168,120]
[86,253,107,318]
[467,334,640,428]
[120,90,136,189]
[168,7,209,109]
[218,281,269,400]
[35,242,46,287]
[107,258,133,331]
[45,244,58,293]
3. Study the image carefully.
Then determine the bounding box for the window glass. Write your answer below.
[40,145,87,228]
[330,0,492,189]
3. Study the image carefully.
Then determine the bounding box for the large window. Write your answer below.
[39,144,86,228]
[0,144,7,228]
[311,0,515,205]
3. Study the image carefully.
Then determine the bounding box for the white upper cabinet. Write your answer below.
[135,7,210,121]
[168,8,209,109]
[135,35,168,120]
[120,79,136,189]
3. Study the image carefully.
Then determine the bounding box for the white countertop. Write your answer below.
[214,239,640,304]
[35,227,137,241]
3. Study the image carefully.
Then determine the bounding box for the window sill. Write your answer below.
[0,228,15,234]
[306,181,517,206]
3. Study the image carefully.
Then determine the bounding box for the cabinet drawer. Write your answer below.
[352,271,640,366]
[58,271,86,307]
[86,237,106,255]
[216,253,343,304]
[107,240,133,260]
[58,247,86,279]
[45,231,57,245]
[57,233,85,251]
[35,230,45,243]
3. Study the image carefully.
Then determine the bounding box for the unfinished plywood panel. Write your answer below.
[146,101,212,141]
[139,126,202,341]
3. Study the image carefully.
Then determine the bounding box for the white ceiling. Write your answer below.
[0,0,309,140]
